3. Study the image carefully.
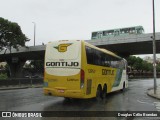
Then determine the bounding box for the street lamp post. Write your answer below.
[32,22,36,46]
[152,0,157,94]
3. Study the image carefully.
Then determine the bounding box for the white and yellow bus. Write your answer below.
[43,40,128,99]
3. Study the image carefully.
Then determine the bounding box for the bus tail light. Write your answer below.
[80,69,85,89]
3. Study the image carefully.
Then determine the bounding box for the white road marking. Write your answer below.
[137,99,154,105]
[154,102,160,111]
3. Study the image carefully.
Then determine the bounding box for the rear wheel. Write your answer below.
[102,85,107,99]
[96,85,102,101]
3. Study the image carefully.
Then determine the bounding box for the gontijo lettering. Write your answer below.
[102,69,114,75]
[46,62,79,67]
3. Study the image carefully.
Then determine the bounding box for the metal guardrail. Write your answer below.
[128,72,160,79]
[0,78,43,86]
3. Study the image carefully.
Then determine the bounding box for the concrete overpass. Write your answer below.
[0,45,45,78]
[88,32,160,57]
[0,32,160,78]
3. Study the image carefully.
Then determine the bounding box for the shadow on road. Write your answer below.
[42,90,126,112]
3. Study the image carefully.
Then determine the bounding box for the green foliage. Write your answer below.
[5,64,9,71]
[157,64,160,72]
[127,56,153,72]
[0,73,8,79]
[0,17,30,50]
[133,57,143,71]
[30,60,44,72]
[141,61,153,72]
[127,56,137,65]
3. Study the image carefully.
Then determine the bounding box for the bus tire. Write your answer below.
[64,97,71,101]
[102,84,107,99]
[96,85,102,101]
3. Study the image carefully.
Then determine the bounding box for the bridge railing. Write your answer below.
[128,72,160,79]
[0,78,43,87]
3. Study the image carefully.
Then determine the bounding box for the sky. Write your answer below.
[0,0,160,57]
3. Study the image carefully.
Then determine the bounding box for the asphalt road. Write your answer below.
[0,78,160,120]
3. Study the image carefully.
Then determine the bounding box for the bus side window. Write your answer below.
[104,61,111,67]
[86,46,94,64]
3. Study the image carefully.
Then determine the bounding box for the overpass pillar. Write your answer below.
[6,57,26,78]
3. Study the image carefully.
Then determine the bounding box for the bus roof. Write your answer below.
[47,40,122,60]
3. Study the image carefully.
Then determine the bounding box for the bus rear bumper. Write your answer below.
[43,88,85,99]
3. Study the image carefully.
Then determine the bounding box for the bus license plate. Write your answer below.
[58,89,64,93]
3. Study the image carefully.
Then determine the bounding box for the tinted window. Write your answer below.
[85,46,125,69]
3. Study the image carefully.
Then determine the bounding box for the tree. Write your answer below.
[0,17,29,50]
[133,57,143,72]
[127,56,137,71]
[141,61,153,72]
[30,60,44,72]
[127,56,153,72]
[127,56,137,66]
[157,64,160,72]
